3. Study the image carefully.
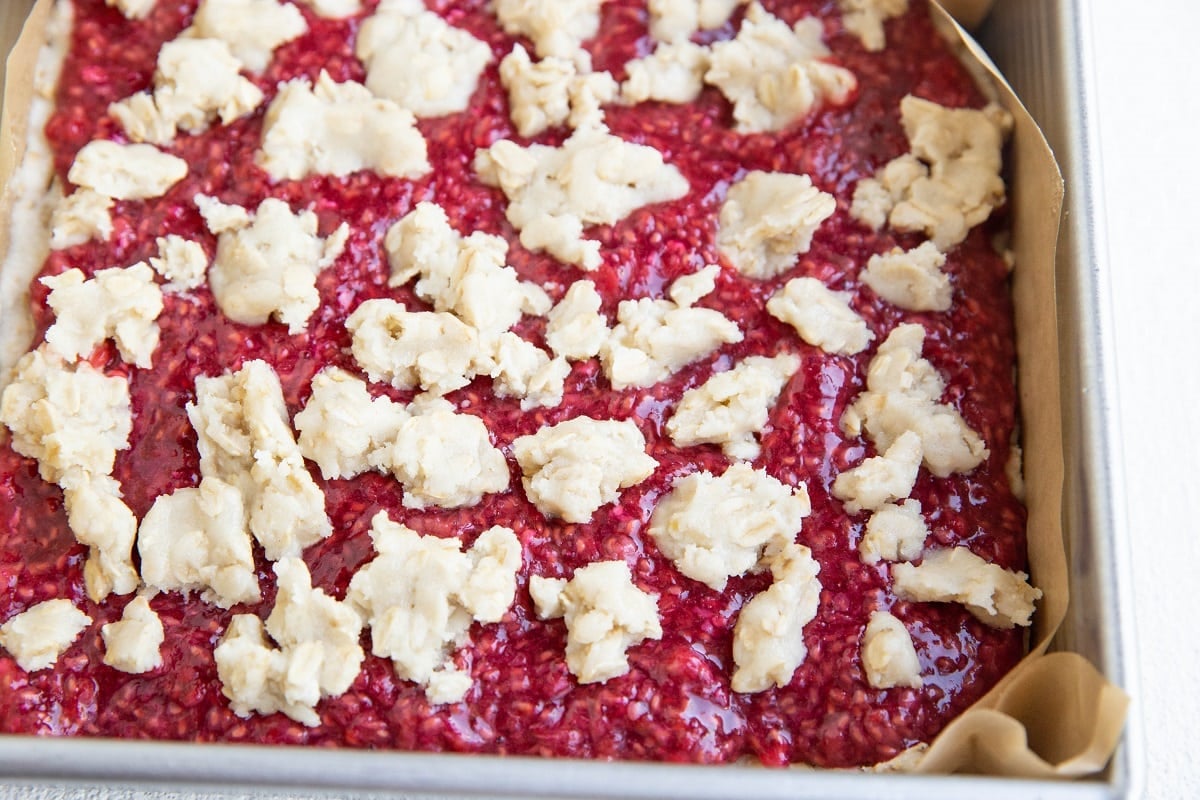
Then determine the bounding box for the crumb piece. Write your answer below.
[851,96,1012,250]
[109,38,264,144]
[68,140,188,200]
[647,0,745,42]
[648,462,810,590]
[388,397,510,510]
[731,543,821,692]
[187,359,331,560]
[862,241,951,312]
[295,367,409,480]
[49,189,113,250]
[832,430,923,514]
[666,353,799,459]
[492,0,605,60]
[347,513,522,703]
[621,40,709,105]
[215,558,364,725]
[138,476,260,608]
[530,560,661,684]
[839,0,908,51]
[705,3,855,132]
[891,547,1041,629]
[149,234,209,292]
[717,171,836,279]
[357,1,492,117]
[475,123,689,270]
[205,197,347,333]
[42,263,163,368]
[860,610,921,689]
[842,324,989,477]
[0,346,131,485]
[545,280,608,361]
[0,600,91,673]
[102,596,165,674]
[767,276,872,356]
[186,0,307,73]
[600,273,742,389]
[859,499,927,564]
[499,44,617,135]
[257,71,430,180]
[346,299,484,395]
[513,417,657,523]
[63,475,139,601]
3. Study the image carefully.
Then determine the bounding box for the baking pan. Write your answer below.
[0,0,1138,796]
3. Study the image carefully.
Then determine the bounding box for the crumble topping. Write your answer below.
[648,462,811,591]
[187,360,332,561]
[621,40,710,105]
[42,264,163,368]
[717,171,837,279]
[214,558,364,726]
[475,123,689,270]
[356,1,493,118]
[347,300,483,395]
[0,0,1038,766]
[851,95,1013,250]
[545,279,608,361]
[0,600,91,673]
[767,276,873,356]
[666,353,799,459]
[861,241,952,312]
[492,0,606,60]
[106,0,155,20]
[859,499,928,564]
[388,397,510,510]
[832,429,923,514]
[63,475,139,602]
[185,0,308,73]
[647,0,746,42]
[0,346,131,486]
[892,548,1042,629]
[206,197,348,332]
[600,270,743,389]
[101,596,165,675]
[67,140,188,200]
[842,324,989,477]
[385,201,549,339]
[49,189,112,250]
[109,38,264,145]
[513,417,657,523]
[137,476,260,608]
[705,3,856,133]
[499,44,617,136]
[731,542,821,693]
[839,0,908,52]
[347,513,522,703]
[295,367,409,481]
[530,560,662,684]
[149,234,209,292]
[257,72,431,181]
[860,610,922,689]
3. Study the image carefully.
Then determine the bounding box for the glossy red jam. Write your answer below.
[0,0,1027,767]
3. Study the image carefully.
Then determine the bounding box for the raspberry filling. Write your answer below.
[0,0,1027,768]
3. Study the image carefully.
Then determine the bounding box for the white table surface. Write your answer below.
[2,2,1197,799]
[1089,1,1200,798]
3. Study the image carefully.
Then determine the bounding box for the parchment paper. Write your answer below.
[0,0,1128,783]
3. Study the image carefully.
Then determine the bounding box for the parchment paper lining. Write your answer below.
[0,0,1127,781]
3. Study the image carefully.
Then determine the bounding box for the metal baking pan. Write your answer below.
[0,0,1140,797]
